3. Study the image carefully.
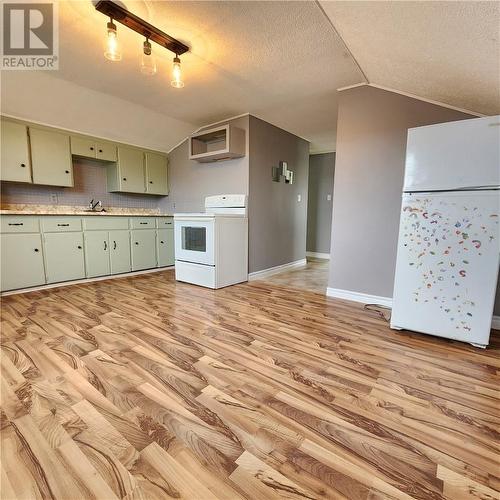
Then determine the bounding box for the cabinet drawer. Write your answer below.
[1,216,40,233]
[83,217,129,231]
[130,217,156,229]
[42,217,82,232]
[157,217,173,228]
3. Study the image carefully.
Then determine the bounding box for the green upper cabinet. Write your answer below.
[30,128,73,187]
[107,146,145,193]
[71,135,117,162]
[1,120,32,183]
[145,152,168,195]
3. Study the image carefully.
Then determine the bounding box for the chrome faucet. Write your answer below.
[88,199,104,212]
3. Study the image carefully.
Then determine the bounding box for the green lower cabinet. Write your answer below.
[44,232,85,283]
[157,229,174,267]
[84,231,110,278]
[110,230,131,274]
[0,233,45,291]
[131,229,157,271]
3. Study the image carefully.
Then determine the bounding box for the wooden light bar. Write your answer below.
[95,0,189,55]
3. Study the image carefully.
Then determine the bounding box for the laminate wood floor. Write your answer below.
[258,258,330,294]
[1,270,499,500]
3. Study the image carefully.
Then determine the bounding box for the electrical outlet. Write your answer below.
[49,193,58,204]
[327,194,332,201]
[297,194,302,202]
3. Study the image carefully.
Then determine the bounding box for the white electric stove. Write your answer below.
[174,194,248,289]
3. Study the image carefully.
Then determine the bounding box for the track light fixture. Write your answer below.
[104,18,121,61]
[96,0,189,86]
[171,55,184,88]
[140,38,157,76]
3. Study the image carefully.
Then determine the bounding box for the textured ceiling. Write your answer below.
[52,1,365,152]
[320,1,500,115]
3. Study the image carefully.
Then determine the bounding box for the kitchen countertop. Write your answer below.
[0,204,173,217]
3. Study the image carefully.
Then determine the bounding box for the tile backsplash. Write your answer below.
[1,158,164,209]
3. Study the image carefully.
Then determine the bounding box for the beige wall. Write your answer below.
[1,71,195,153]
[248,116,310,273]
[327,86,500,315]
[307,153,335,254]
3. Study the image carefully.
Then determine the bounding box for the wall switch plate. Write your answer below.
[297,194,302,202]
[327,194,332,201]
[49,194,58,204]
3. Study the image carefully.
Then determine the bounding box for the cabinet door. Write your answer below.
[157,229,174,267]
[117,146,145,193]
[145,152,168,195]
[44,232,85,283]
[0,234,45,291]
[131,229,157,271]
[30,128,73,187]
[1,121,32,183]
[96,142,117,162]
[109,230,131,274]
[71,136,96,158]
[84,231,110,278]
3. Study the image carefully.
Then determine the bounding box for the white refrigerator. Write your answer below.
[391,115,500,347]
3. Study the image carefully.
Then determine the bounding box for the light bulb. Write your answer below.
[171,56,184,88]
[140,39,157,75]
[104,19,122,61]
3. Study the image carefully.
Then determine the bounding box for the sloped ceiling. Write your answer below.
[49,0,365,152]
[320,0,500,116]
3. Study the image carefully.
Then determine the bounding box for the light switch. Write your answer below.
[327,194,332,201]
[297,194,302,202]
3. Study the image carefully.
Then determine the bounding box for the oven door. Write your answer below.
[174,218,215,266]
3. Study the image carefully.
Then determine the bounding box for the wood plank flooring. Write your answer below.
[1,269,499,500]
[258,258,330,294]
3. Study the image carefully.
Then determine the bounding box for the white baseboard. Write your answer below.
[306,252,330,260]
[248,258,307,281]
[492,316,500,330]
[0,266,174,297]
[326,287,393,308]
[326,288,500,330]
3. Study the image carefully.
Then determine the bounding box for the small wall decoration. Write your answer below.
[272,161,294,184]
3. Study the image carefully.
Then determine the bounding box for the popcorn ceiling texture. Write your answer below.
[0,159,163,210]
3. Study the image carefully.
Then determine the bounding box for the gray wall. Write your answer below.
[158,115,249,214]
[248,115,310,274]
[307,153,335,254]
[1,158,158,209]
[328,86,492,302]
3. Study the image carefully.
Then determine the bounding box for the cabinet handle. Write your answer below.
[90,147,94,151]
[65,170,70,174]
[149,181,153,184]
[135,242,139,245]
[104,241,107,250]
[34,248,39,252]
[160,240,164,244]
[99,149,103,153]
[77,245,82,249]
[123,177,127,181]
[113,240,117,250]
[8,222,23,226]
[139,222,148,225]
[20,163,26,167]
[57,223,70,227]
